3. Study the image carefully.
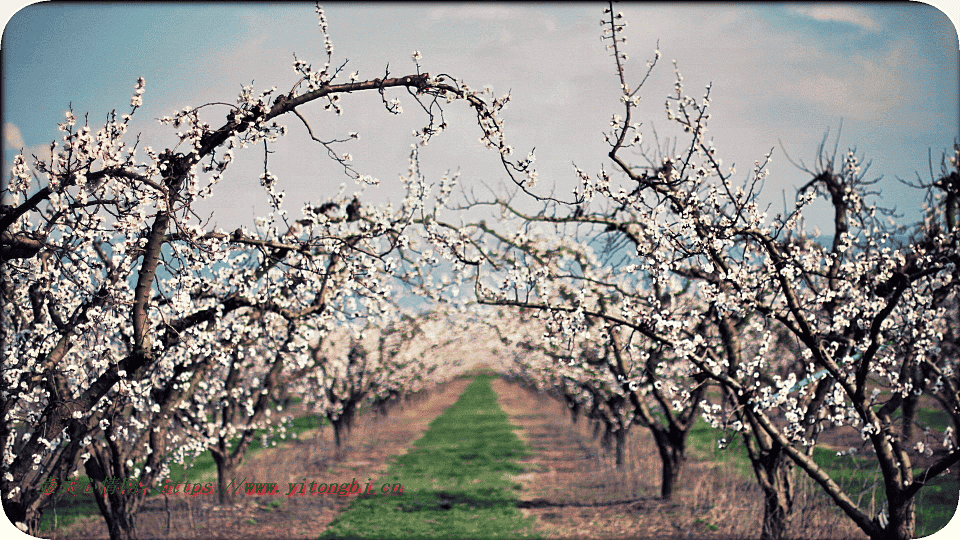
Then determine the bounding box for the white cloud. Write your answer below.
[3,122,56,167]
[775,38,918,124]
[792,6,881,31]
[3,122,25,150]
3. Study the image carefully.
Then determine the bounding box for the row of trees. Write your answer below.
[423,6,958,540]
[0,5,498,538]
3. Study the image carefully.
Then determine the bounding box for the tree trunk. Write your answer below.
[3,499,38,536]
[86,467,140,540]
[875,493,916,540]
[754,448,794,540]
[567,400,580,424]
[650,425,688,501]
[614,428,626,469]
[759,481,791,540]
[211,449,238,505]
[592,420,603,442]
[91,488,138,540]
[332,419,346,459]
[85,444,146,540]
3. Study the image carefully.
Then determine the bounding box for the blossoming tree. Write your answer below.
[0,5,510,537]
[430,4,959,540]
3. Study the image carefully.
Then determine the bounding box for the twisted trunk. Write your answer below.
[752,445,794,540]
[650,424,687,501]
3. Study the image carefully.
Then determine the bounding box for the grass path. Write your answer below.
[319,375,540,540]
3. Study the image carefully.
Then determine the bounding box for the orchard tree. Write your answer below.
[0,4,510,537]
[183,310,299,506]
[430,4,959,540]
[302,307,468,455]
[308,335,374,455]
[490,304,703,493]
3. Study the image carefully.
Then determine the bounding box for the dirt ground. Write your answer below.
[49,377,869,540]
[493,378,753,540]
[492,379,866,540]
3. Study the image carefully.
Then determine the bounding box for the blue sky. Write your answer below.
[2,2,958,234]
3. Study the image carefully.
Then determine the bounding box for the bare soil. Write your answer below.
[491,379,867,540]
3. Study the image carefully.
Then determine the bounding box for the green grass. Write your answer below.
[688,418,754,476]
[687,418,959,537]
[319,375,540,540]
[809,447,959,537]
[38,413,326,532]
[915,407,952,432]
[35,493,98,533]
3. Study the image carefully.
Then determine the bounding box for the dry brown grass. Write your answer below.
[493,379,868,540]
